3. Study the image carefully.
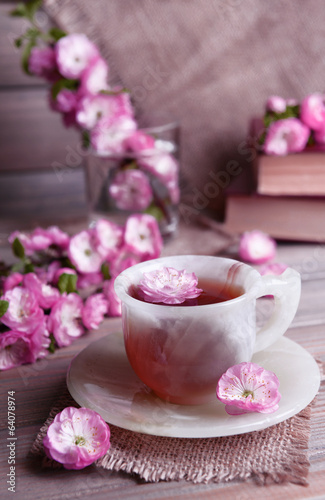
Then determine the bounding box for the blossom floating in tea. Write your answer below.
[43,407,110,469]
[216,362,281,415]
[138,267,203,305]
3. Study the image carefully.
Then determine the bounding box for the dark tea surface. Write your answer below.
[131,278,244,306]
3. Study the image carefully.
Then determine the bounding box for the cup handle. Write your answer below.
[253,267,301,353]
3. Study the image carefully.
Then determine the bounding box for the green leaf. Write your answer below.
[101,263,111,281]
[24,261,34,274]
[25,0,43,20]
[48,27,67,42]
[82,130,90,149]
[10,3,28,17]
[12,237,25,259]
[14,37,23,48]
[0,300,9,318]
[51,78,79,100]
[48,333,56,354]
[21,39,36,74]
[100,88,130,96]
[58,273,77,294]
[144,204,164,222]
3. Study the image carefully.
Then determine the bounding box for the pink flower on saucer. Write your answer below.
[216,362,281,415]
[263,118,309,155]
[43,407,110,470]
[138,267,203,305]
[239,230,276,264]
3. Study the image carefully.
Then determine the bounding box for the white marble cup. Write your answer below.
[114,255,301,405]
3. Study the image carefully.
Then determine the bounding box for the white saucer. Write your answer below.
[67,332,320,438]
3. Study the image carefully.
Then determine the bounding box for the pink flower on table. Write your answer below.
[123,214,163,260]
[68,230,103,274]
[93,219,123,261]
[43,407,110,470]
[266,95,287,113]
[79,56,109,95]
[263,118,310,155]
[23,273,60,310]
[90,115,137,154]
[103,279,121,316]
[47,293,84,347]
[259,262,288,276]
[28,46,58,81]
[300,93,325,131]
[55,33,99,79]
[0,331,33,370]
[109,170,153,211]
[51,89,78,114]
[3,272,23,293]
[124,130,155,152]
[41,226,70,249]
[313,123,325,145]
[82,293,108,330]
[77,272,103,290]
[0,321,50,370]
[1,287,44,333]
[139,267,203,305]
[239,230,276,264]
[216,362,281,415]
[76,93,133,130]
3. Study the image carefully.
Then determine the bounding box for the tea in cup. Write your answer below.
[114,255,301,405]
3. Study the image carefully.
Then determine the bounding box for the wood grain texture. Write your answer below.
[0,225,324,500]
[0,88,82,171]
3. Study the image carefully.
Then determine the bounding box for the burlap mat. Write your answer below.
[30,389,314,485]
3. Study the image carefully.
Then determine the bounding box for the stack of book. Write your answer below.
[224,137,325,242]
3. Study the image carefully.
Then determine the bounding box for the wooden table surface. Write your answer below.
[0,224,325,500]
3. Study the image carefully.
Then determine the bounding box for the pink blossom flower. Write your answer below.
[47,293,84,347]
[51,89,78,113]
[76,93,133,130]
[0,331,34,370]
[23,273,60,309]
[109,170,153,211]
[55,33,99,79]
[124,130,155,152]
[82,293,108,329]
[103,279,121,316]
[263,118,310,155]
[1,287,44,333]
[3,272,23,293]
[109,251,139,277]
[68,230,103,274]
[300,93,325,131]
[90,115,137,154]
[33,226,70,250]
[266,95,287,114]
[139,152,179,184]
[216,362,281,415]
[239,230,276,264]
[43,407,110,469]
[46,261,62,283]
[28,46,57,81]
[259,262,288,276]
[139,267,202,305]
[77,272,103,290]
[123,214,163,260]
[79,56,109,95]
[0,321,50,370]
[93,219,123,261]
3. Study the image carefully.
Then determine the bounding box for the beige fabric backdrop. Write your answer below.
[44,0,325,218]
